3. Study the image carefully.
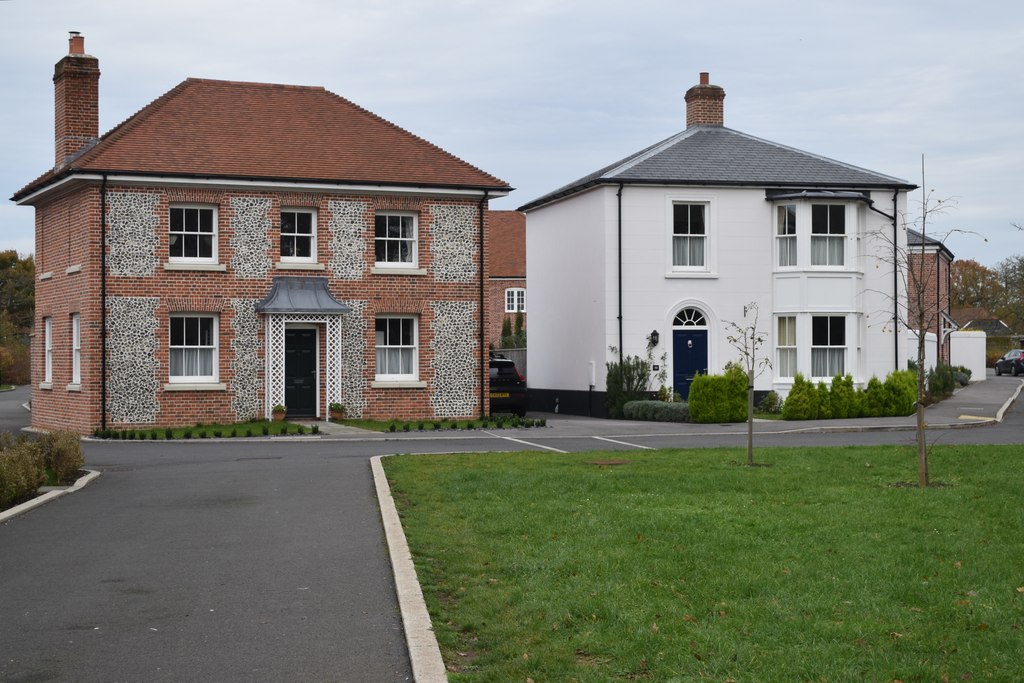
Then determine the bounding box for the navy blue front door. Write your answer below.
[673,330,708,400]
[285,328,317,417]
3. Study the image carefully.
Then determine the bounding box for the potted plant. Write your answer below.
[272,404,287,421]
[329,402,346,421]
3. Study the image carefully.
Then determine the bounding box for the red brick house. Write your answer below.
[907,228,955,365]
[484,210,527,348]
[12,33,511,433]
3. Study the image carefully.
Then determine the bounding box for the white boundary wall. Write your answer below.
[950,331,987,381]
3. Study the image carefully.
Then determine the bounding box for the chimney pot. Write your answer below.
[699,72,709,85]
[68,31,84,55]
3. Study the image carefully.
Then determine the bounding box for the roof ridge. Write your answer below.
[602,127,700,178]
[182,77,327,92]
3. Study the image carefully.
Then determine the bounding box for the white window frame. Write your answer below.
[811,315,846,379]
[776,315,797,379]
[505,288,526,313]
[43,317,53,383]
[71,313,81,385]
[375,316,418,381]
[280,208,317,263]
[810,203,846,268]
[169,204,218,264]
[671,202,708,270]
[776,204,798,268]
[168,314,219,383]
[374,212,418,269]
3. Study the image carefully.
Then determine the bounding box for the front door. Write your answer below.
[285,328,317,417]
[673,329,708,400]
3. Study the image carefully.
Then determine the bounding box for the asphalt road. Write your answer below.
[2,379,1023,682]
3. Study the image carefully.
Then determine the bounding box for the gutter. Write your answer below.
[864,191,901,371]
[14,170,512,204]
[617,183,624,365]
[100,174,108,431]
[479,191,489,419]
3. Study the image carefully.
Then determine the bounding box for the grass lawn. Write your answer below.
[384,446,1024,682]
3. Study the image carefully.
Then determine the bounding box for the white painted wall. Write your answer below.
[525,187,609,391]
[907,330,938,371]
[525,184,909,397]
[950,330,988,381]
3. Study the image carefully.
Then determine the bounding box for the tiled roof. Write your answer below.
[519,125,914,211]
[907,228,955,260]
[15,78,509,200]
[486,210,525,278]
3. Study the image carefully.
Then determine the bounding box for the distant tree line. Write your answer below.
[0,250,34,386]
[951,255,1024,333]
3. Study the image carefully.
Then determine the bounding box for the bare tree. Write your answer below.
[724,302,771,466]
[867,160,977,487]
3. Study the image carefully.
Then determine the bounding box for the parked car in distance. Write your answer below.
[489,353,527,417]
[994,349,1024,376]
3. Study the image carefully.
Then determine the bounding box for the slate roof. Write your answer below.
[14,78,509,201]
[907,228,955,261]
[519,125,915,211]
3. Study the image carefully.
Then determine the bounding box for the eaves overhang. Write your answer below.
[13,169,512,205]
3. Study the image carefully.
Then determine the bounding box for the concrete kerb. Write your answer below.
[370,455,448,683]
[0,469,101,523]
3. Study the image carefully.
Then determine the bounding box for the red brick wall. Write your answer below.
[29,182,489,432]
[908,250,952,364]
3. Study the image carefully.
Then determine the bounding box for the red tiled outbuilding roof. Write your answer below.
[486,210,525,278]
[15,78,510,200]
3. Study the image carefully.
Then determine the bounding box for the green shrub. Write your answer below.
[689,364,746,423]
[829,375,856,419]
[622,400,691,422]
[927,363,956,399]
[605,354,652,419]
[782,373,818,420]
[884,370,918,416]
[36,431,84,485]
[816,382,832,419]
[861,376,885,417]
[164,428,174,440]
[756,391,783,415]
[0,440,46,509]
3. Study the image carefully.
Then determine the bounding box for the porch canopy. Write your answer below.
[256,276,351,314]
[256,276,350,418]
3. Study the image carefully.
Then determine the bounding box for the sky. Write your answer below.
[1,0,1021,267]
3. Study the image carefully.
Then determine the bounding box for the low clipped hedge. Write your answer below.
[783,371,917,420]
[36,430,84,484]
[0,439,46,510]
[622,400,691,423]
[689,364,747,423]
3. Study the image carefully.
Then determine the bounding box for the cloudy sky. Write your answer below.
[2,0,1021,266]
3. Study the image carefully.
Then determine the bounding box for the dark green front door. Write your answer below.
[285,328,317,417]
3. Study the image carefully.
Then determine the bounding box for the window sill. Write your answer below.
[664,271,718,279]
[66,383,81,392]
[371,380,427,389]
[39,382,53,390]
[163,382,227,391]
[66,264,82,275]
[39,272,53,281]
[371,266,427,276]
[164,262,227,272]
[276,261,326,271]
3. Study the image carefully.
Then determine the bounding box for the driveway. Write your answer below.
[0,440,412,682]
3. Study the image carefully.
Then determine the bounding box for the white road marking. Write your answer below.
[592,436,653,450]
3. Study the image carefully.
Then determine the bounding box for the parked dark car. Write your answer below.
[994,349,1024,376]
[489,353,527,416]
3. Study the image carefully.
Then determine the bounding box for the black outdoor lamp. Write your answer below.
[649,329,660,347]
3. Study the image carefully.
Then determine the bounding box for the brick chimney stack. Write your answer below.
[53,31,100,167]
[684,72,725,128]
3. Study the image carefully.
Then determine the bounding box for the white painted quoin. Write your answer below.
[522,73,914,416]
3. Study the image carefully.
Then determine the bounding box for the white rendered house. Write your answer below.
[521,73,915,417]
